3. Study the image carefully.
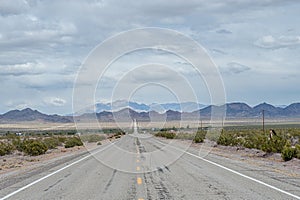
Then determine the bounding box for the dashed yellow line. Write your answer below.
[137,177,142,185]
[136,141,144,200]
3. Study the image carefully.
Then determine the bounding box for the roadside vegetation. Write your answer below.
[155,128,206,143]
[0,128,124,157]
[155,126,300,161]
[216,128,300,161]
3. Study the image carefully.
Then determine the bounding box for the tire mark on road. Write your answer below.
[103,169,117,193]
[43,179,63,192]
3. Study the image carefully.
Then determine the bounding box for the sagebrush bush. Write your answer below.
[80,134,105,143]
[64,137,83,148]
[193,130,206,143]
[0,142,15,156]
[58,136,67,143]
[22,140,48,156]
[281,146,296,161]
[12,137,24,152]
[217,131,240,146]
[295,144,300,159]
[43,137,61,149]
[261,137,287,153]
[155,131,176,139]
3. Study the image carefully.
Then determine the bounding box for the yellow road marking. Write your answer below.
[136,159,140,163]
[137,177,142,185]
[136,166,140,171]
[138,199,144,200]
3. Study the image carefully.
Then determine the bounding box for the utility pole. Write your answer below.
[262,109,265,133]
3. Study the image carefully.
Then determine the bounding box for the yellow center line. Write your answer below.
[136,159,140,163]
[137,177,142,185]
[138,199,144,200]
[136,166,140,171]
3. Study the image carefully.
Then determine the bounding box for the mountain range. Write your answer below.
[1,102,300,123]
[92,100,206,113]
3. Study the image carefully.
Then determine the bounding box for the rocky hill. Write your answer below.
[0,108,72,123]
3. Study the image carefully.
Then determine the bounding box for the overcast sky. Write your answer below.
[0,0,299,114]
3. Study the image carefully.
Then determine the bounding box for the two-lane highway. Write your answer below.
[1,134,300,200]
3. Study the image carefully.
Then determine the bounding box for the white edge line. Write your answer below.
[154,139,300,200]
[0,141,116,200]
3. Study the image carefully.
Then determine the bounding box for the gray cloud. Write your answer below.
[254,35,300,49]
[43,97,66,107]
[224,62,251,74]
[211,48,227,55]
[216,29,232,34]
[0,62,45,76]
[0,0,29,16]
[18,74,75,90]
[128,65,182,83]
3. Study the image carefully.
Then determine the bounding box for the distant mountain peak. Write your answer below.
[0,107,72,123]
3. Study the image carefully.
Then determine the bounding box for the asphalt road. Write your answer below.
[1,134,300,200]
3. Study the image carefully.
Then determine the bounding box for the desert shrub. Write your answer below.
[165,132,176,139]
[12,137,24,152]
[22,140,48,156]
[102,128,125,134]
[97,142,102,145]
[281,146,296,161]
[154,132,163,137]
[5,133,18,140]
[57,136,67,143]
[205,129,222,142]
[80,134,106,143]
[243,134,266,149]
[155,131,176,139]
[64,137,83,148]
[217,131,238,146]
[295,144,300,159]
[43,137,61,149]
[193,130,206,143]
[0,142,15,156]
[261,137,287,153]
